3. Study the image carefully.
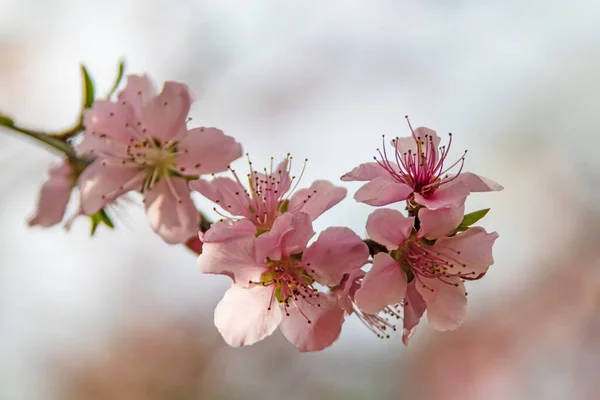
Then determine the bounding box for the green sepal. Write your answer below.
[0,115,15,127]
[89,209,115,236]
[106,60,125,98]
[81,65,96,109]
[456,208,490,232]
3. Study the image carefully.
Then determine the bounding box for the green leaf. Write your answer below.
[89,209,115,236]
[456,208,490,232]
[0,114,15,127]
[81,65,96,109]
[106,60,125,98]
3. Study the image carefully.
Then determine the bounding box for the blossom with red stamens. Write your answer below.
[341,117,503,210]
[355,208,498,333]
[197,212,369,351]
[190,154,346,236]
[76,74,242,244]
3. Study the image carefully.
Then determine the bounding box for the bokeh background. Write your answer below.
[1,1,600,399]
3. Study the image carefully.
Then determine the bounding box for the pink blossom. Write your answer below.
[341,117,503,210]
[355,208,498,335]
[28,159,74,227]
[77,74,242,244]
[189,155,346,236]
[197,212,369,351]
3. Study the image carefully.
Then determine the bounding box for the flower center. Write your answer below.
[250,256,321,320]
[374,116,467,199]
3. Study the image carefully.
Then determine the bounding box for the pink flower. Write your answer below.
[189,155,346,236]
[197,212,369,351]
[77,74,242,244]
[355,208,498,335]
[28,159,75,227]
[341,117,503,210]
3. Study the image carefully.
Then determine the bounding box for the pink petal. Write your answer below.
[365,208,414,250]
[28,161,74,227]
[288,180,346,221]
[417,204,465,240]
[77,132,129,159]
[402,281,427,346]
[189,177,252,219]
[303,227,369,287]
[454,171,504,192]
[214,285,282,347]
[140,81,192,143]
[354,176,413,206]
[143,176,200,244]
[117,74,157,118]
[272,157,292,195]
[255,212,314,261]
[433,227,499,278]
[78,160,144,215]
[415,276,467,331]
[202,219,257,243]
[336,269,365,315]
[82,100,139,145]
[413,180,470,209]
[341,162,387,182]
[279,293,344,352]
[393,127,441,157]
[354,253,407,314]
[175,127,243,175]
[198,235,265,285]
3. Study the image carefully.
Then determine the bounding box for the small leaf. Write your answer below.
[81,65,96,109]
[456,208,490,232]
[89,209,115,236]
[106,60,126,98]
[0,114,15,127]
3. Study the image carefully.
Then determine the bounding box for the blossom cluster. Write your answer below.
[3,67,502,352]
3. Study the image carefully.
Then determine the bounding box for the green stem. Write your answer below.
[2,124,77,157]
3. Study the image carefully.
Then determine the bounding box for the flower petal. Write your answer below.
[214,285,282,347]
[28,161,74,227]
[355,253,407,314]
[365,208,414,250]
[402,281,426,346]
[341,162,387,182]
[303,227,369,287]
[354,176,413,206]
[140,81,192,142]
[78,160,144,215]
[255,212,314,261]
[117,74,157,118]
[189,177,251,219]
[82,100,139,145]
[416,276,467,331]
[143,176,200,244]
[279,293,344,352]
[202,219,257,243]
[413,180,470,209]
[433,227,499,279]
[288,180,346,221]
[454,172,504,192]
[198,235,265,285]
[417,204,465,240]
[175,127,243,175]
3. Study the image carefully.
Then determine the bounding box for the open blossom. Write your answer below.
[355,208,498,339]
[77,74,242,244]
[341,117,503,210]
[28,159,75,228]
[189,155,346,236]
[197,212,369,351]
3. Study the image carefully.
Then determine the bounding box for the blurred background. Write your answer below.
[1,1,600,399]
